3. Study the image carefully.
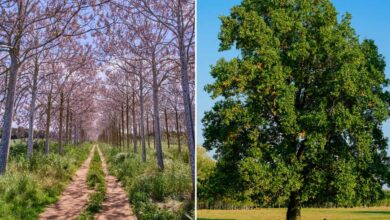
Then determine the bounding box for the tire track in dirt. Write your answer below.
[95,146,137,220]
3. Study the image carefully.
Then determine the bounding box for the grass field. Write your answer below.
[197,207,390,220]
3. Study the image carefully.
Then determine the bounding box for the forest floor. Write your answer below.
[39,145,136,220]
[197,207,390,220]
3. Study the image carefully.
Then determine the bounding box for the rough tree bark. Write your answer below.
[27,56,39,159]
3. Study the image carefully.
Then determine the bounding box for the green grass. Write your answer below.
[101,142,194,220]
[197,207,390,220]
[78,148,106,220]
[0,140,92,220]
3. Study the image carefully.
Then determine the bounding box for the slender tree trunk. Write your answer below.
[147,112,150,149]
[69,112,72,143]
[132,88,138,153]
[73,118,77,145]
[121,104,125,150]
[59,91,64,155]
[175,107,181,153]
[27,57,39,159]
[286,191,301,220]
[152,55,164,170]
[139,72,146,162]
[126,94,130,151]
[65,98,70,145]
[178,35,195,192]
[164,108,170,148]
[0,49,20,175]
[153,114,156,149]
[44,88,53,154]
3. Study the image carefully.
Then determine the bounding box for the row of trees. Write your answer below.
[0,0,195,196]
[0,0,109,174]
[95,0,195,190]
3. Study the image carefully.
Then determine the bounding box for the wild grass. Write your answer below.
[0,140,92,220]
[101,142,194,220]
[78,148,106,220]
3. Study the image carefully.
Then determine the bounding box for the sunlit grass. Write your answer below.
[197,207,390,220]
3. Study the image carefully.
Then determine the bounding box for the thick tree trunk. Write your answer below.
[139,73,146,162]
[164,108,170,148]
[44,88,52,154]
[58,91,64,155]
[0,50,20,175]
[286,191,301,220]
[27,57,39,159]
[175,107,181,153]
[132,88,138,153]
[152,55,164,170]
[178,38,195,191]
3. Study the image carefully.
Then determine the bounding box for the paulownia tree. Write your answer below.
[202,1,390,220]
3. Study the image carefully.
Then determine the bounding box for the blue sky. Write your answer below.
[196,0,390,152]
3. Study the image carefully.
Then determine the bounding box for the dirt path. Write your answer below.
[95,146,137,220]
[39,145,96,220]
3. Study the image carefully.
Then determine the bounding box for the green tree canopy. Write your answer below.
[202,0,390,219]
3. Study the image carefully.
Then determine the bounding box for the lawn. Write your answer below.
[197,207,390,220]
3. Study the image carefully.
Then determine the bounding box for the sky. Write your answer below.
[196,0,390,154]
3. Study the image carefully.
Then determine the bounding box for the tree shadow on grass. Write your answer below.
[353,211,390,215]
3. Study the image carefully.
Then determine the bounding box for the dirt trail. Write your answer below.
[95,146,137,220]
[39,145,96,220]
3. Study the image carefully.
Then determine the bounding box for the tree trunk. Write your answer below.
[65,98,70,145]
[0,49,20,175]
[152,55,164,170]
[132,88,138,153]
[121,103,125,150]
[27,56,39,159]
[69,112,72,143]
[178,38,195,191]
[59,91,64,155]
[147,112,150,149]
[139,72,146,162]
[153,114,156,149]
[126,94,130,151]
[164,108,170,148]
[175,107,181,153]
[286,191,301,220]
[44,88,52,154]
